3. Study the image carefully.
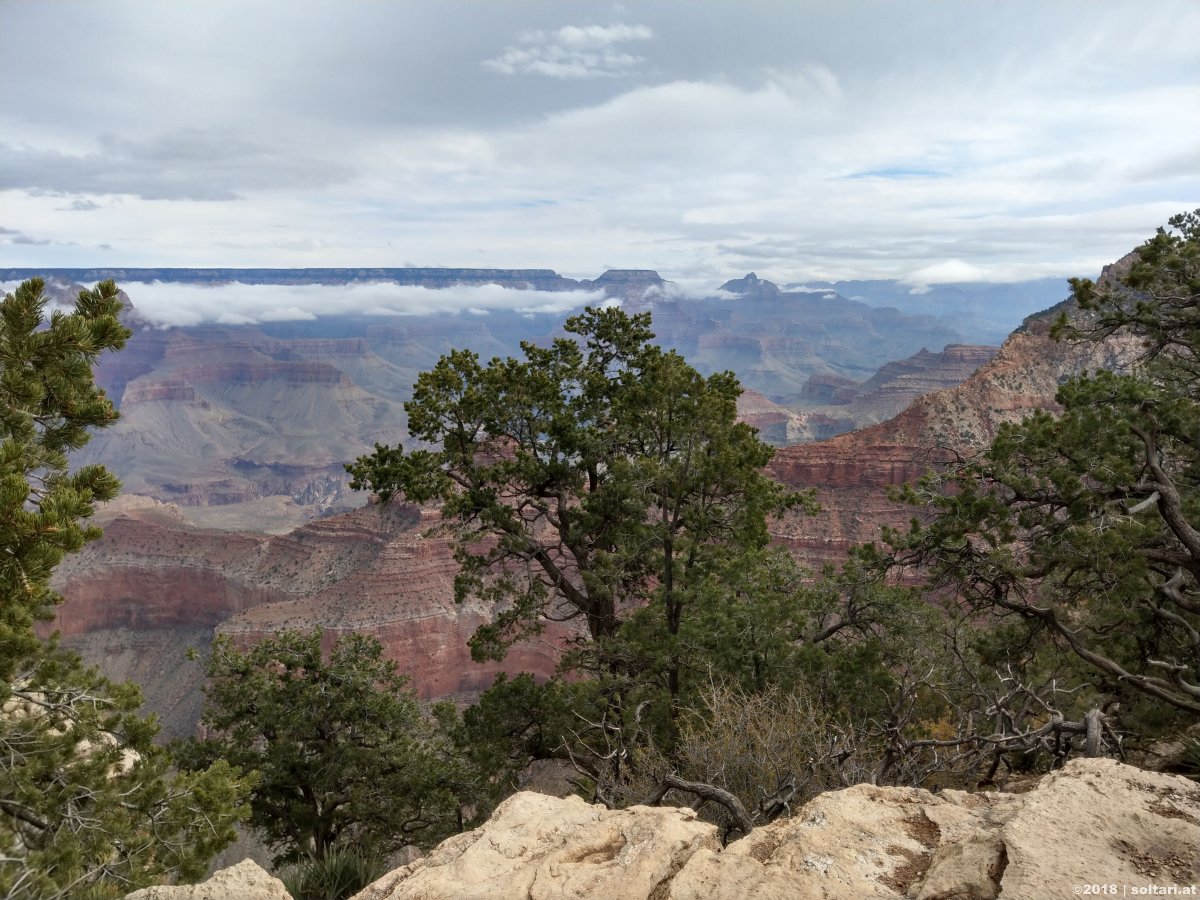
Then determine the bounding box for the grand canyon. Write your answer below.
[7,6,1195,896]
[12,263,1134,739]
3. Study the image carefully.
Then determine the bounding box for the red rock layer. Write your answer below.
[51,503,568,700]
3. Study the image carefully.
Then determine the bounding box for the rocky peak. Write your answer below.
[719,272,782,297]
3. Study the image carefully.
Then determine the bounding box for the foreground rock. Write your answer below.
[353,791,718,900]
[124,859,290,900]
[352,759,1200,900]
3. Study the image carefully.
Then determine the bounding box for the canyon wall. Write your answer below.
[51,502,568,736]
[767,295,1143,566]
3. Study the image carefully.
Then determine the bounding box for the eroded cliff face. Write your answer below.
[213,506,568,698]
[831,343,999,426]
[766,301,1143,566]
[738,343,1002,447]
[78,319,409,523]
[51,502,568,737]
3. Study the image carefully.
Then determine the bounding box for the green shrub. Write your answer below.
[280,847,389,900]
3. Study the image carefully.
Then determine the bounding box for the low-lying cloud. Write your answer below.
[121,281,611,327]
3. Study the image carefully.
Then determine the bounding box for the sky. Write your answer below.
[2,0,1198,296]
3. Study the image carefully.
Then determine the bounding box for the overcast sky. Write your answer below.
[2,0,1197,290]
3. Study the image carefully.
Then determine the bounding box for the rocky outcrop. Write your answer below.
[719,271,782,297]
[124,860,290,900]
[354,792,719,900]
[350,759,1200,900]
[120,378,203,405]
[855,344,997,396]
[583,269,666,299]
[768,343,1000,444]
[799,372,861,405]
[840,343,999,425]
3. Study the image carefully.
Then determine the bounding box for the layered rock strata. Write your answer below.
[51,502,568,738]
[767,299,1142,566]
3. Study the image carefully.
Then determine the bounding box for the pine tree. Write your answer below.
[0,279,250,899]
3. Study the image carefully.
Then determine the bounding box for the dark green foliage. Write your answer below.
[1,642,252,900]
[280,846,388,900]
[890,212,1200,739]
[348,307,810,675]
[0,278,128,679]
[665,547,922,702]
[1177,735,1200,780]
[0,278,250,898]
[453,673,593,798]
[180,630,468,866]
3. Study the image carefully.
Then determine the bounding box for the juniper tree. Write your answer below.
[890,212,1200,744]
[347,307,809,699]
[0,278,128,678]
[348,307,903,800]
[179,630,467,866]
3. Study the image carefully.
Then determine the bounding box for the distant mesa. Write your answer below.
[584,269,665,298]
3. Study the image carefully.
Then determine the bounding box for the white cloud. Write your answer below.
[215,311,260,325]
[905,259,988,287]
[120,281,610,327]
[554,24,652,47]
[900,255,1121,291]
[259,306,318,322]
[484,21,652,78]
